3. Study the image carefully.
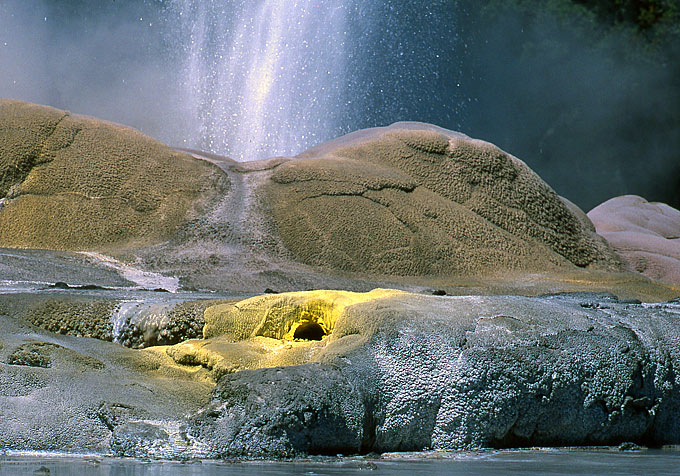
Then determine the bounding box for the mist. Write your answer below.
[0,0,678,211]
[455,1,680,211]
[0,0,190,143]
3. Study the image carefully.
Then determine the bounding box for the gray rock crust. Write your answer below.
[189,292,680,457]
[2,290,680,458]
[0,308,213,454]
[192,363,365,458]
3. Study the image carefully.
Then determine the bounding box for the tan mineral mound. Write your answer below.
[266,123,623,277]
[0,99,227,250]
[0,102,629,289]
[588,195,680,284]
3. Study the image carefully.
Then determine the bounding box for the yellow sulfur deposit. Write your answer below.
[164,289,406,380]
[202,288,403,340]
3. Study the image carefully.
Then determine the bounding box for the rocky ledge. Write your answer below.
[2,289,679,458]
[180,290,680,457]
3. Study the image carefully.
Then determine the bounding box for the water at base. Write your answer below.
[2,448,680,476]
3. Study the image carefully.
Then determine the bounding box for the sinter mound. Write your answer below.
[589,195,680,284]
[1,101,623,283]
[267,123,623,276]
[0,99,227,250]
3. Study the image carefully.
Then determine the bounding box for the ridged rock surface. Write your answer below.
[589,195,680,285]
[266,123,622,276]
[0,99,227,250]
[187,290,680,457]
[1,101,680,460]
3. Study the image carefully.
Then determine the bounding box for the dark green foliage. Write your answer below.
[572,0,680,31]
[479,0,680,42]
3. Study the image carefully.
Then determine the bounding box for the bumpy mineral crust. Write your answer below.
[268,123,622,277]
[589,195,680,285]
[1,103,622,284]
[0,99,228,250]
[184,290,680,457]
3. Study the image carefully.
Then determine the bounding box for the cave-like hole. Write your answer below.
[293,322,326,341]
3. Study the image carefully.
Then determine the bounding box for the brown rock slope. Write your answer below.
[266,123,622,277]
[0,99,227,250]
[589,195,680,284]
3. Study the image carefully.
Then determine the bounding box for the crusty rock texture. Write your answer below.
[117,299,221,349]
[2,289,680,457]
[589,195,680,285]
[23,298,116,341]
[0,304,213,455]
[266,123,622,277]
[166,290,403,380]
[186,290,680,458]
[2,101,680,460]
[1,102,629,292]
[0,99,227,250]
[0,293,225,351]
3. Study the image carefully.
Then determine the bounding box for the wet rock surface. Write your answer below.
[192,363,365,458]
[116,300,213,349]
[0,293,226,351]
[0,248,135,289]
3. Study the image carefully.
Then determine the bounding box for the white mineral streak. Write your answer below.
[0,279,52,293]
[79,252,180,293]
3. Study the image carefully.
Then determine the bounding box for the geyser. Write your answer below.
[167,0,461,161]
[170,0,352,160]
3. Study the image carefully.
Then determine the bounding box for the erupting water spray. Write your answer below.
[170,0,353,160]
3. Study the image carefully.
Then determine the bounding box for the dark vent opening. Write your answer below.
[293,322,325,341]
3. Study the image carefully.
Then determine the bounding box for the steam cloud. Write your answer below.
[0,0,188,143]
